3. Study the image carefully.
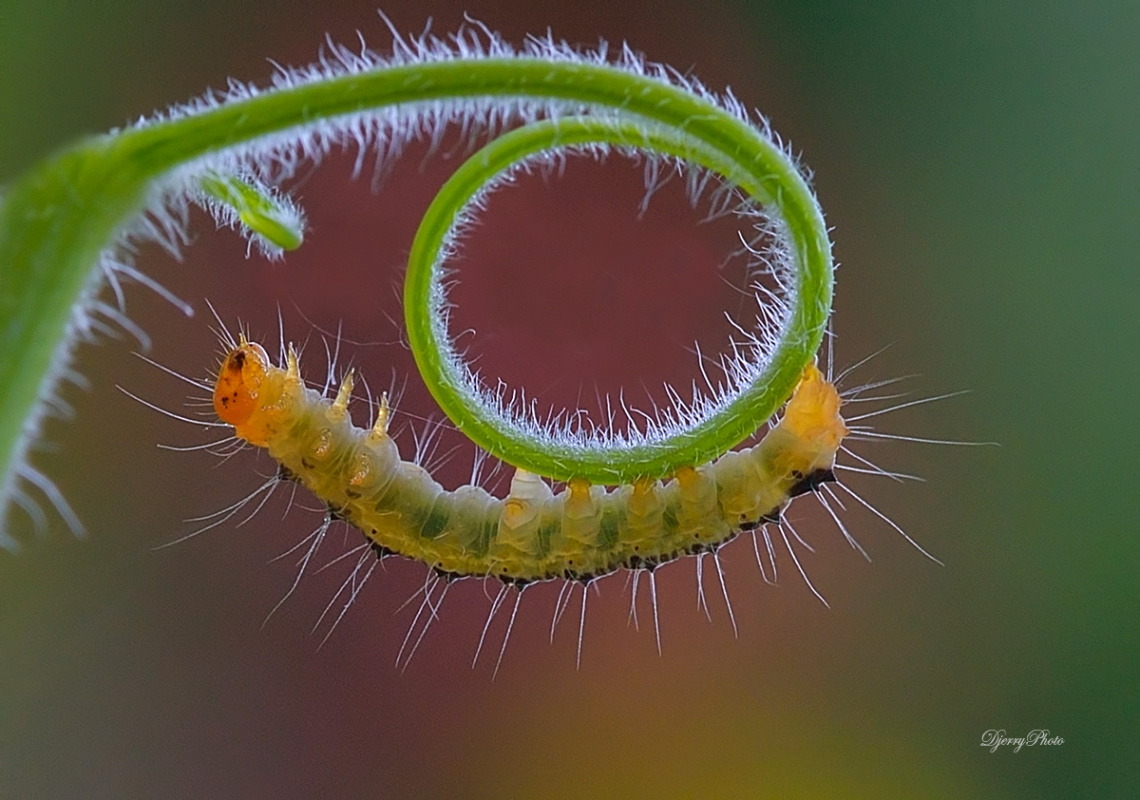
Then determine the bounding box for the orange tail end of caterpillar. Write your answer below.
[781,361,849,459]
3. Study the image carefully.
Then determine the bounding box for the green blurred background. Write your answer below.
[1,1,1136,797]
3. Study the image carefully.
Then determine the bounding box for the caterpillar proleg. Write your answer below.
[213,336,848,585]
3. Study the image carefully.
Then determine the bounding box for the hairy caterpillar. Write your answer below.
[213,335,848,586]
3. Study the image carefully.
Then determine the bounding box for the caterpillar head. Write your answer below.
[214,339,273,437]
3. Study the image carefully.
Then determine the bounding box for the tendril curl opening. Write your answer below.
[406,115,831,482]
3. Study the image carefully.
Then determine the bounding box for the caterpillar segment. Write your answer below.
[213,339,848,585]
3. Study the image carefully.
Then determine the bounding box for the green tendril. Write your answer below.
[197,173,304,252]
[406,115,831,483]
[0,47,832,540]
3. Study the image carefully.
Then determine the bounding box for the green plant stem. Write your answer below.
[0,55,832,533]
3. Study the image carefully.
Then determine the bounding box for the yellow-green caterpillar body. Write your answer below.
[213,338,849,585]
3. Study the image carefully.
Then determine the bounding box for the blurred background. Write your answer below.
[1,1,1136,797]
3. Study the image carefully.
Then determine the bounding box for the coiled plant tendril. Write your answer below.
[0,23,832,547]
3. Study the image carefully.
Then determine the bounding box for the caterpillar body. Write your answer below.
[213,337,849,585]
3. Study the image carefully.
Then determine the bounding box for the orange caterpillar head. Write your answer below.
[213,339,273,430]
[780,361,849,457]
